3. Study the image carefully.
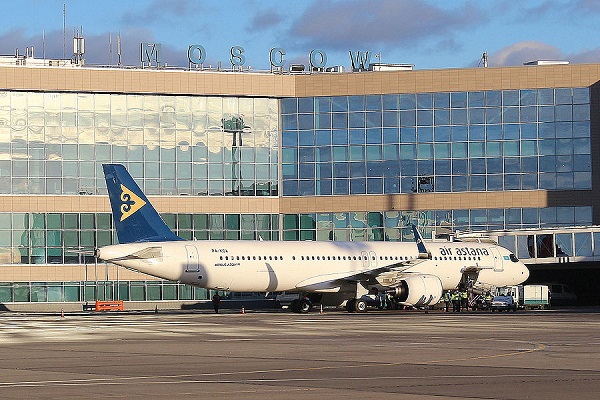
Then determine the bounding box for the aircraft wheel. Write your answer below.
[346,299,356,313]
[354,299,368,313]
[299,299,312,313]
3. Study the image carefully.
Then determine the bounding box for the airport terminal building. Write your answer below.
[0,56,599,307]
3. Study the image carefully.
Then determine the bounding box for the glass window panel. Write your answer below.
[555,88,572,104]
[383,111,399,126]
[452,142,467,158]
[399,94,416,110]
[434,126,451,142]
[571,104,589,121]
[434,92,450,108]
[434,109,450,125]
[469,142,484,157]
[557,207,575,224]
[573,121,590,138]
[451,108,467,124]
[383,94,399,110]
[575,206,592,225]
[348,96,365,111]
[573,88,589,104]
[468,92,484,107]
[416,93,432,109]
[450,92,467,108]
[519,123,536,139]
[487,174,503,190]
[555,105,572,122]
[536,107,553,124]
[400,110,416,126]
[555,233,573,256]
[469,108,485,124]
[417,109,433,126]
[486,91,501,106]
[332,129,348,144]
[574,232,592,257]
[503,90,519,106]
[503,107,519,123]
[434,143,450,158]
[452,125,467,141]
[503,142,520,157]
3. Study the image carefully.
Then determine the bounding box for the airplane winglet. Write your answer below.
[412,225,431,259]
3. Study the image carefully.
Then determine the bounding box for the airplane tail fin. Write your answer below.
[412,225,431,259]
[102,164,182,244]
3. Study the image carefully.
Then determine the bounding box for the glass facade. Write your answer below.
[281,88,591,196]
[0,91,279,196]
[282,206,592,241]
[0,280,212,302]
[0,213,278,264]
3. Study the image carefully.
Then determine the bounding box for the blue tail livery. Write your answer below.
[102,164,182,243]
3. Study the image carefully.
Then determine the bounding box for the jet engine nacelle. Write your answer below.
[387,274,443,306]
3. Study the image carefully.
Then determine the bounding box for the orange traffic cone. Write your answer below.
[241,307,245,314]
[320,304,323,314]
[60,308,64,318]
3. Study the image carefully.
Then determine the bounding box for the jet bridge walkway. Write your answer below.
[456,225,600,266]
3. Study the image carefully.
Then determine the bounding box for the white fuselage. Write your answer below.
[98,239,529,294]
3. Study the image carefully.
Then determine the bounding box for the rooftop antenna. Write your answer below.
[109,33,112,65]
[117,32,122,66]
[63,3,66,59]
[478,50,488,68]
[42,29,46,61]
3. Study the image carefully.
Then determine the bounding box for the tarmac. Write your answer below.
[0,307,599,399]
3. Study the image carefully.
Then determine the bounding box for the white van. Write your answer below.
[541,283,577,305]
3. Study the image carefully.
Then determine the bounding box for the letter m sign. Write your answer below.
[141,43,161,67]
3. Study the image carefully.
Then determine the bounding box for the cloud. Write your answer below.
[121,0,196,25]
[487,41,563,67]
[289,0,486,50]
[248,10,285,31]
[0,28,190,67]
[480,40,600,67]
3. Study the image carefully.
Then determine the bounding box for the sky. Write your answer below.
[0,0,599,71]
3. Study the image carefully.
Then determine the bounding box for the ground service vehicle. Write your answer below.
[523,285,550,309]
[490,295,517,312]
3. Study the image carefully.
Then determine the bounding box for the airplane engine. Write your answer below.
[387,274,443,306]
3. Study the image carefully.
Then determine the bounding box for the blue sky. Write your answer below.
[0,0,599,70]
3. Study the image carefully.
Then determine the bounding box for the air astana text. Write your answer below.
[439,247,490,256]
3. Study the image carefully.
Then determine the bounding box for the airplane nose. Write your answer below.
[521,263,530,281]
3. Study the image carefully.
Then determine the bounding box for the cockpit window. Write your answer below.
[509,254,519,262]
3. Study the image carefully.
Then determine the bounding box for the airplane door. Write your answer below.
[185,245,200,272]
[369,251,377,268]
[361,251,368,268]
[490,247,504,272]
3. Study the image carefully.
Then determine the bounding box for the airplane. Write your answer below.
[97,163,530,313]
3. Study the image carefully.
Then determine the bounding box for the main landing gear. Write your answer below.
[345,298,368,313]
[290,298,312,313]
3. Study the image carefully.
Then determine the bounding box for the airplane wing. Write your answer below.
[295,257,429,292]
[296,225,432,292]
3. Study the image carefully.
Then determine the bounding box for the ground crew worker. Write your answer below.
[485,291,493,310]
[212,292,222,314]
[443,291,451,312]
[461,290,468,311]
[451,290,461,312]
